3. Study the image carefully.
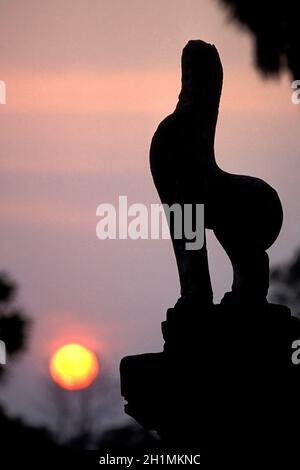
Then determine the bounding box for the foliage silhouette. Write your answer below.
[0,273,29,380]
[0,273,156,454]
[271,249,300,317]
[217,0,300,79]
[0,272,56,450]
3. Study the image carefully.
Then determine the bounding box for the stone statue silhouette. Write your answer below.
[120,41,300,460]
[150,40,283,305]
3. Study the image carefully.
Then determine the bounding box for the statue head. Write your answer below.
[178,40,223,118]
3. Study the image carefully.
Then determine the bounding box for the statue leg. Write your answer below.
[213,228,270,304]
[212,178,282,305]
[230,250,269,302]
[151,166,213,305]
[171,230,213,305]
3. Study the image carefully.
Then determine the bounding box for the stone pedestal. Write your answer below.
[120,303,300,461]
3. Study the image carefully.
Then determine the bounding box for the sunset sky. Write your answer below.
[0,0,299,427]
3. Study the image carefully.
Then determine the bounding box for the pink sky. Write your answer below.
[0,0,299,426]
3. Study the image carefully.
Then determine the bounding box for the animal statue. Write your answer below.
[150,40,283,305]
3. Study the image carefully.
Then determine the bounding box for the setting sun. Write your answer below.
[50,344,99,390]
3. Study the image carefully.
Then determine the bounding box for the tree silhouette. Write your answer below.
[217,0,300,79]
[0,273,29,380]
[37,368,121,448]
[0,273,156,452]
[0,272,58,449]
[271,249,300,317]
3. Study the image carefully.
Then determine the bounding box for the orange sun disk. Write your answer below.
[50,343,99,390]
